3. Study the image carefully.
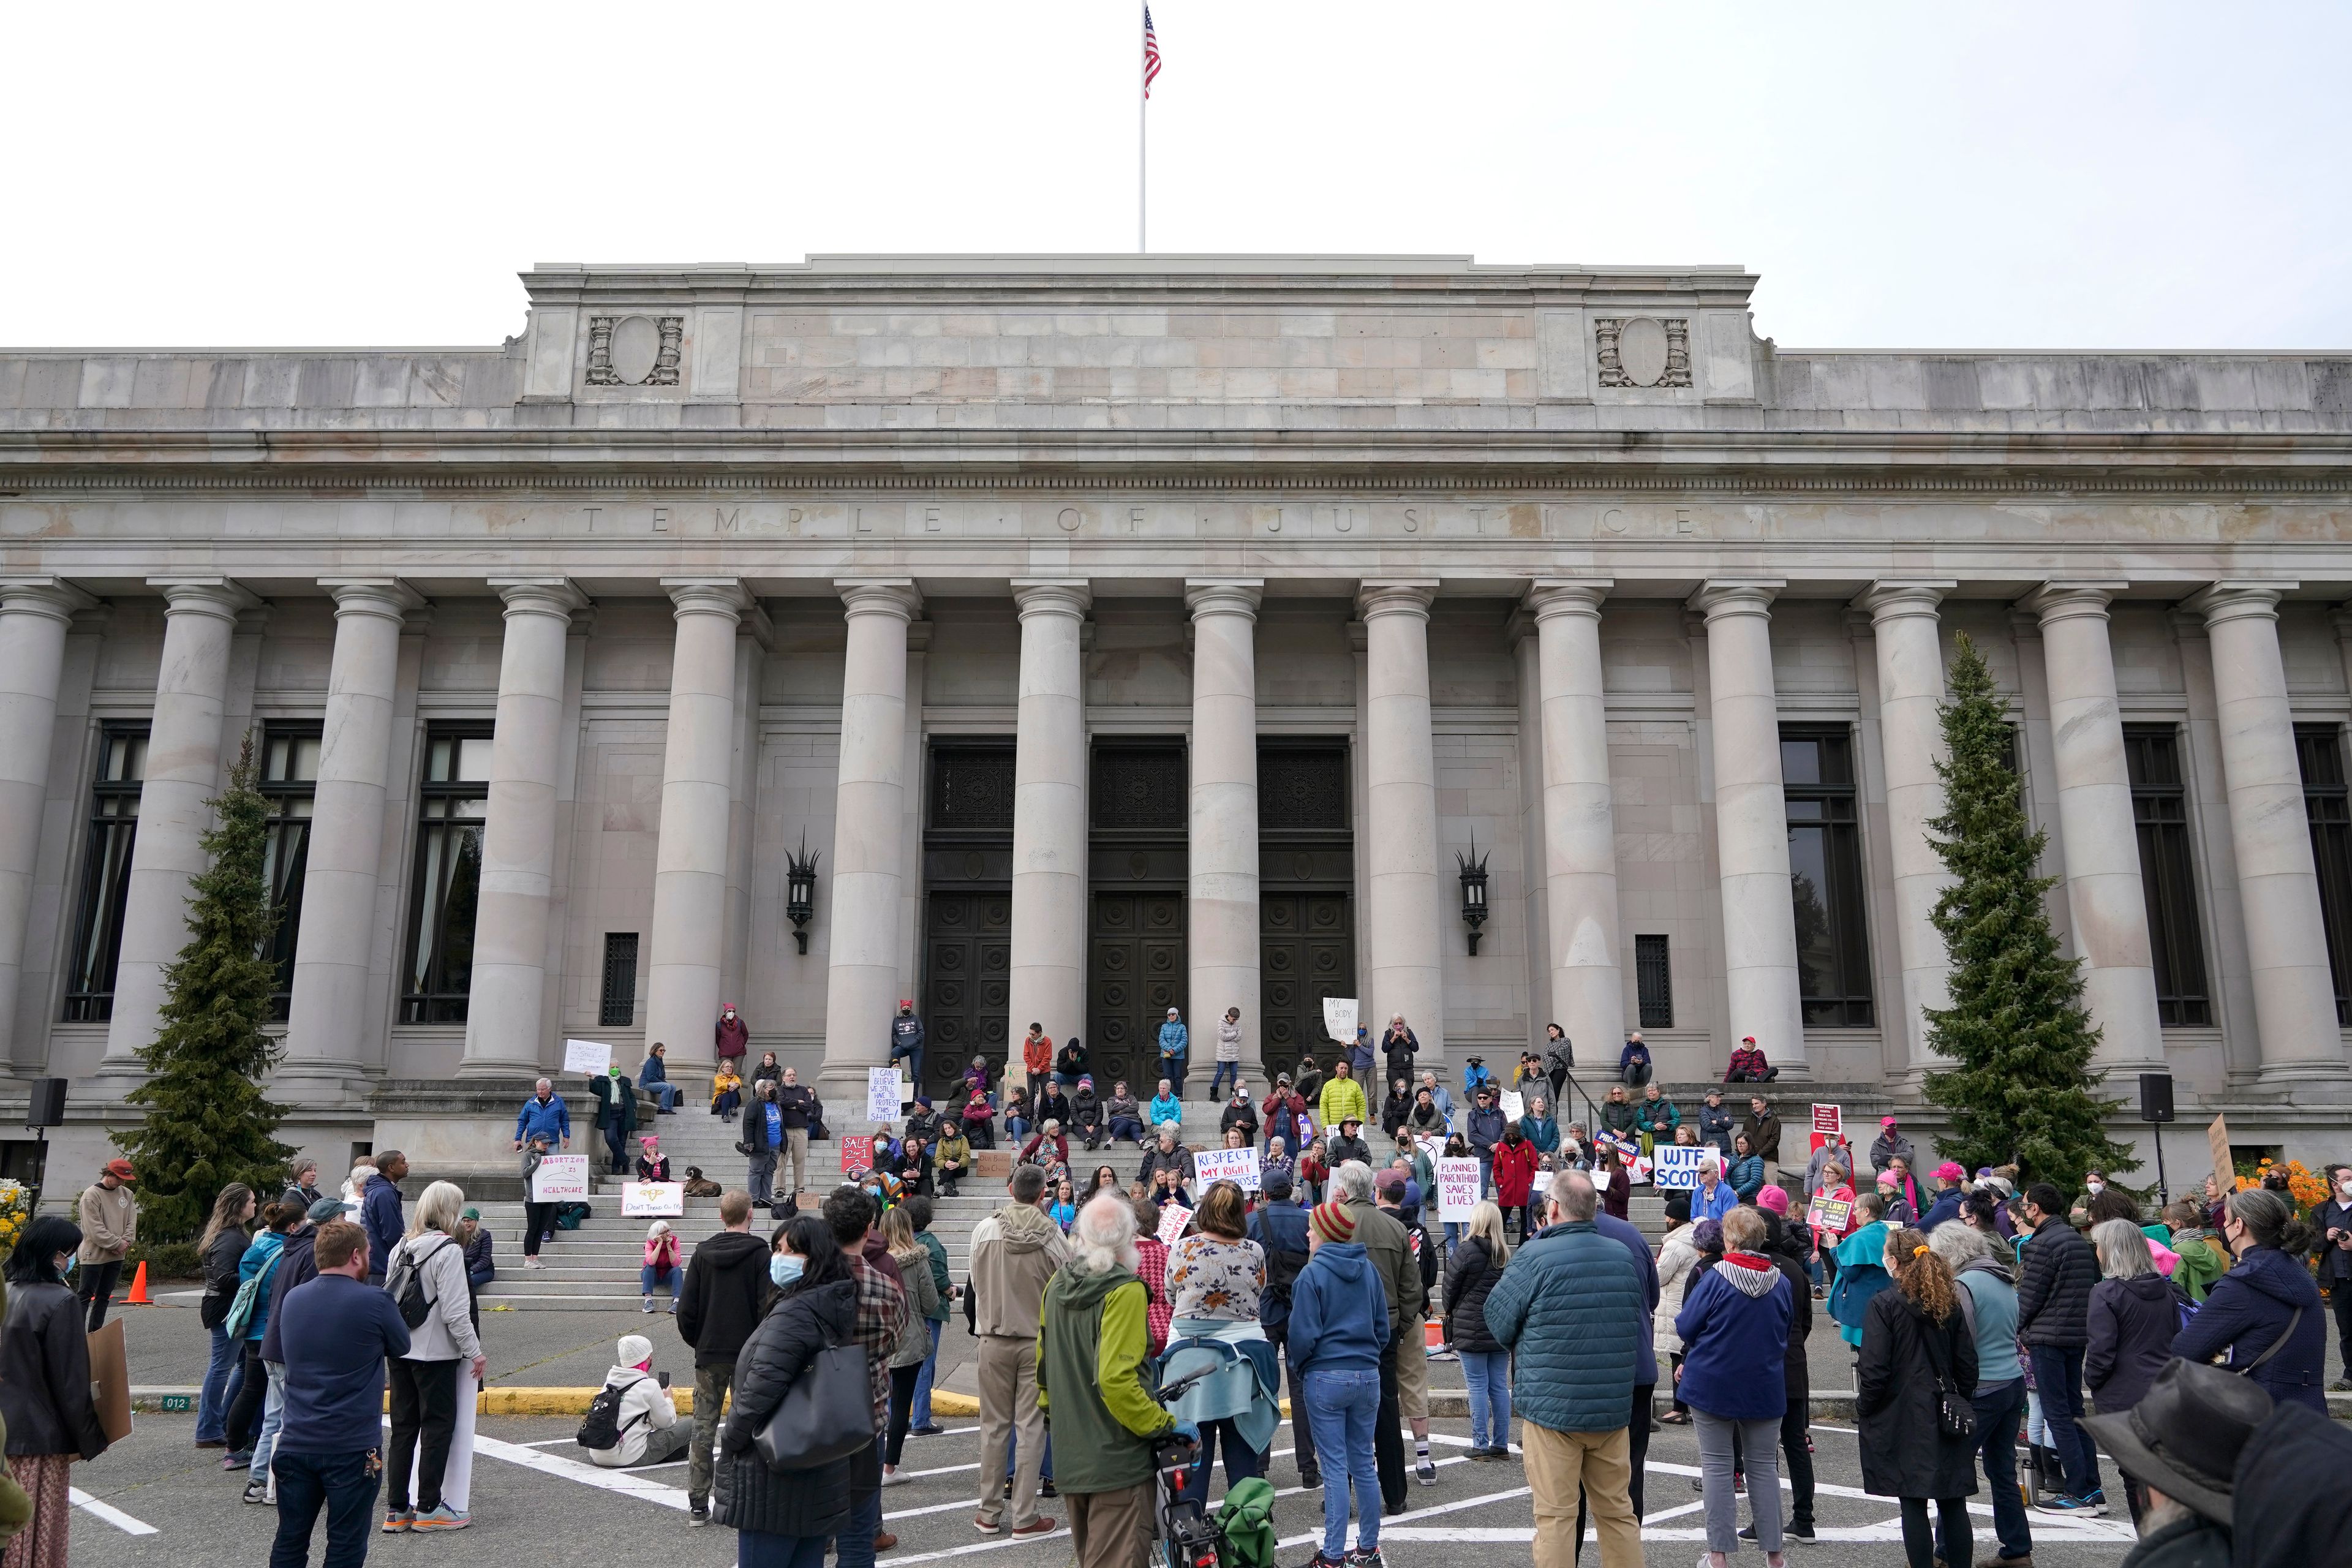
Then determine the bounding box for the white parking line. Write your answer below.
[471,1431,691,1510]
[70,1489,157,1536]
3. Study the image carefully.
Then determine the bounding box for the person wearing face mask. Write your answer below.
[2313,1163,2352,1390]
[2170,1186,2328,1414]
[715,1003,749,1068]
[712,1214,861,1555]
[1491,1120,1540,1242]
[0,1215,107,1561]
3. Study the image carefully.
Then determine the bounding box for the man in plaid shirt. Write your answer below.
[827,1186,910,1566]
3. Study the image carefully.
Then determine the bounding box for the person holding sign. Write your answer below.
[589,1065,638,1176]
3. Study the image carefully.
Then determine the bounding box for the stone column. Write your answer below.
[2192,583,2350,1090]
[0,579,93,1068]
[1357,582,1446,1059]
[1857,581,1959,1076]
[104,579,257,1071]
[821,581,921,1101]
[2025,583,2166,1076]
[458,579,586,1077]
[1526,581,1624,1066]
[644,580,752,1077]
[1510,617,1553,1041]
[1187,581,1263,1077]
[1692,581,1807,1076]
[1007,581,1091,1046]
[281,580,422,1092]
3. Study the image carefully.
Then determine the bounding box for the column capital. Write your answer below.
[1184,579,1263,620]
[1355,580,1437,621]
[0,577,96,624]
[662,578,753,622]
[2022,581,2125,627]
[2185,581,2295,630]
[1525,578,1614,622]
[1853,579,1957,624]
[1011,579,1091,619]
[1687,579,1783,621]
[835,579,922,620]
[148,576,260,621]
[320,578,426,624]
[489,577,588,621]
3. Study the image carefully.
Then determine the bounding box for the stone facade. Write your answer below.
[3,255,2350,1182]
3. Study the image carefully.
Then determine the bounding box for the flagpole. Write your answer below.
[1138,0,1147,254]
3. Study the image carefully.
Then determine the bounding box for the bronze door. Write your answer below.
[1089,891,1186,1097]
[921,892,1010,1101]
[1260,892,1355,1068]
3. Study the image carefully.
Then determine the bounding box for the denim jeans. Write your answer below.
[1207,1060,1239,1099]
[251,1361,289,1484]
[837,1439,884,1568]
[1972,1376,2034,1560]
[1164,1057,1187,1098]
[641,1263,682,1302]
[1458,1349,1513,1450]
[1186,1417,1263,1501]
[270,1449,380,1568]
[910,1319,943,1427]
[1006,1115,1031,1143]
[198,1322,244,1444]
[738,1531,831,1568]
[2027,1344,2101,1500]
[1302,1366,1381,1558]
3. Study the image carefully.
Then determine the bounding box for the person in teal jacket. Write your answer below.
[1633,1084,1680,1156]
[1828,1192,1894,1348]
[1158,1008,1190,1098]
[1518,1095,1561,1155]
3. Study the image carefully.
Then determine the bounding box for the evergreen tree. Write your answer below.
[1921,633,2135,1189]
[115,734,293,1240]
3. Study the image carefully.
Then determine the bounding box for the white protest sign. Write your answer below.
[1322,996,1359,1046]
[527,1153,590,1202]
[1194,1145,1262,1193]
[1499,1090,1525,1123]
[1530,1169,1554,1199]
[562,1038,612,1076]
[1593,1167,1611,1191]
[621,1182,684,1217]
[1156,1202,1193,1245]
[1654,1145,1708,1191]
[866,1066,904,1122]
[1436,1157,1483,1220]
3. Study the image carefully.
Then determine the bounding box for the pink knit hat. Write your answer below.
[1755,1185,1790,1216]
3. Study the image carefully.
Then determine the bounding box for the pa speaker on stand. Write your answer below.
[2138,1072,2174,1202]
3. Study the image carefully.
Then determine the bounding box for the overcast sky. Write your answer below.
[11,2,2348,352]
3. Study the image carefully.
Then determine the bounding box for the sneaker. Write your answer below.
[1414,1456,1437,1484]
[2333,1376,2352,1392]
[195,1438,228,1449]
[1787,1526,1817,1545]
[410,1506,470,1531]
[382,1512,413,1534]
[642,1296,655,1313]
[242,1482,269,1506]
[909,1423,948,1438]
[666,1300,677,1314]
[524,1256,545,1270]
[1298,1464,1322,1489]
[971,1515,1003,1534]
[1427,1348,1458,1362]
[2036,1493,2098,1515]
[1348,1550,1386,1568]
[1039,1479,1058,1499]
[2084,1489,2109,1516]
[1308,1554,1348,1568]
[224,1452,252,1471]
[688,1503,711,1528]
[1008,1518,1057,1537]
[881,1467,908,1488]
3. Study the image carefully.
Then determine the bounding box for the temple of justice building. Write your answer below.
[2,253,2349,1185]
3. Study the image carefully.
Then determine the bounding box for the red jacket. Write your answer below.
[1491,1138,1540,1206]
[1023,1034,1054,1074]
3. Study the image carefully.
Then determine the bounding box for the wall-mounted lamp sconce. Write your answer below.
[786,832,821,955]
[1458,835,1490,956]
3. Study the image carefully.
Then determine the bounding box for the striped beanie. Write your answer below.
[1309,1200,1356,1245]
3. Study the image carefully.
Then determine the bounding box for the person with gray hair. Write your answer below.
[1932,1213,2034,1564]
[382,1180,484,1532]
[2171,1186,2326,1415]
[2084,1218,2189,1524]
[1483,1169,1648,1568]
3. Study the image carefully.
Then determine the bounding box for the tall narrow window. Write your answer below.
[64,728,146,1022]
[1781,727,1875,1028]
[260,726,321,1021]
[401,728,492,1024]
[2296,724,2352,1027]
[599,933,639,1028]
[1634,934,1674,1030]
[2125,725,2211,1027]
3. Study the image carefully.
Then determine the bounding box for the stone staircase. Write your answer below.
[471,1077,1681,1311]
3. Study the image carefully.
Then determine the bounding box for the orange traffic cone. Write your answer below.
[123,1260,153,1306]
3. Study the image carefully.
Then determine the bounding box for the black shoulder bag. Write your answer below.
[756,1316,877,1472]
[1921,1313,1976,1442]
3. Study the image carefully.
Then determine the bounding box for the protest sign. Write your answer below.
[528,1154,589,1202]
[562,1038,612,1076]
[1530,1169,1553,1200]
[1322,997,1359,1046]
[1653,1145,1708,1191]
[1195,1145,1261,1193]
[1436,1158,1483,1220]
[1594,1167,1611,1191]
[840,1134,873,1174]
[2207,1114,2233,1204]
[1806,1196,1853,1235]
[1499,1090,1525,1123]
[867,1067,904,1122]
[1811,1103,1842,1153]
[1157,1202,1193,1246]
[622,1182,684,1218]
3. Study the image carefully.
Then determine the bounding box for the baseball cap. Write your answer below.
[307,1197,358,1223]
[104,1158,135,1183]
[1881,1115,1899,1128]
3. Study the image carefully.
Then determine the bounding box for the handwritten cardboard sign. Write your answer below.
[562,1038,613,1076]
[1195,1145,1261,1193]
[1322,997,1359,1046]
[527,1154,590,1202]
[867,1066,904,1122]
[1436,1157,1483,1220]
[622,1182,684,1218]
[2207,1113,2233,1204]
[1653,1145,1708,1191]
[1156,1201,1193,1245]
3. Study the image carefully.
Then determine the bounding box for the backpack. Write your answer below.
[387,1235,450,1330]
[222,1246,283,1339]
[554,1202,593,1231]
[575,1380,643,1452]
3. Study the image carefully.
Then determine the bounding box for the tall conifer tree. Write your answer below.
[115,734,293,1240]
[1922,633,2135,1188]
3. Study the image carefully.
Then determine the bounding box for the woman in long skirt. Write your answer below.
[1,1215,106,1566]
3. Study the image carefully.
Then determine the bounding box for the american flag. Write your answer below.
[1143,6,1162,98]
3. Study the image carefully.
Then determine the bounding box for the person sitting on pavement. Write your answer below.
[586,1333,688,1469]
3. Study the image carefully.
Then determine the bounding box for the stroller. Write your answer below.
[1150,1348,1279,1568]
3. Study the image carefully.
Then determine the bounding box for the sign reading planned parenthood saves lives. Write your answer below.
[1436,1158,1482,1220]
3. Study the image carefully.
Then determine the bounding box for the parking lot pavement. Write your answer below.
[71,1409,2144,1568]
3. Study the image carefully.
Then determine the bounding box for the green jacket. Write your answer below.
[1338,1195,1425,1336]
[1036,1259,1172,1493]
[2166,1228,2229,1303]
[918,1231,953,1323]
[1634,1096,1681,1136]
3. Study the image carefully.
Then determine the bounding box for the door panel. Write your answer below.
[1260,892,1355,1065]
[1090,891,1186,1096]
[922,892,1010,1101]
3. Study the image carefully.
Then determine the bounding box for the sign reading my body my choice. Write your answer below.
[1323,997,1359,1046]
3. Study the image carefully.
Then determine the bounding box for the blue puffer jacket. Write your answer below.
[2171,1243,2328,1414]
[1482,1219,1645,1433]
[1674,1256,1793,1422]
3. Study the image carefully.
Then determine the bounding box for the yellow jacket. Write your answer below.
[1317,1074,1368,1130]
